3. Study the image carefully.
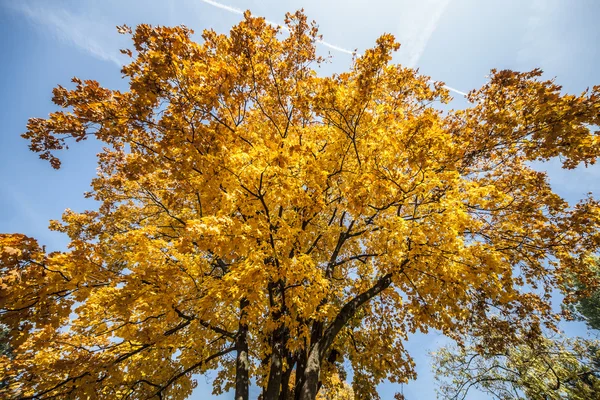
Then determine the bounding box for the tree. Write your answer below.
[565,262,600,331]
[432,335,600,400]
[2,9,600,400]
[0,327,9,358]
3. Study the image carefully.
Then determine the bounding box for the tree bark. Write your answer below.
[294,348,307,400]
[296,344,322,400]
[264,325,285,400]
[235,298,250,400]
[278,355,295,400]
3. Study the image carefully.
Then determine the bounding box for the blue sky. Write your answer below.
[1,0,600,398]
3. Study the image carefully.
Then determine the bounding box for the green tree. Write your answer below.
[566,263,600,331]
[0,328,9,357]
[433,335,600,400]
[0,327,9,389]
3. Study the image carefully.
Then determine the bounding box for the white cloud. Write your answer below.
[11,1,126,66]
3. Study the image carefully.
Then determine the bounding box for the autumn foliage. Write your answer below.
[2,10,600,400]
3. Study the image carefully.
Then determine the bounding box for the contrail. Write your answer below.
[199,0,466,96]
[443,85,468,97]
[316,39,354,55]
[200,0,355,55]
[199,0,296,32]
[429,80,469,97]
[201,0,244,16]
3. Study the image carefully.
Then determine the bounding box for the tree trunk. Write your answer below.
[294,349,307,400]
[264,326,285,400]
[235,298,250,400]
[296,346,321,400]
[278,358,294,400]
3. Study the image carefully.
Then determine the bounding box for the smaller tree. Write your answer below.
[0,327,10,389]
[565,262,600,331]
[432,335,600,400]
[0,328,9,358]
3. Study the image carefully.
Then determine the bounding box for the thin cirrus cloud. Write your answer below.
[396,0,452,69]
[10,1,127,67]
[9,0,467,96]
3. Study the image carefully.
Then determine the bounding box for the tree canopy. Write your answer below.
[2,10,600,400]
